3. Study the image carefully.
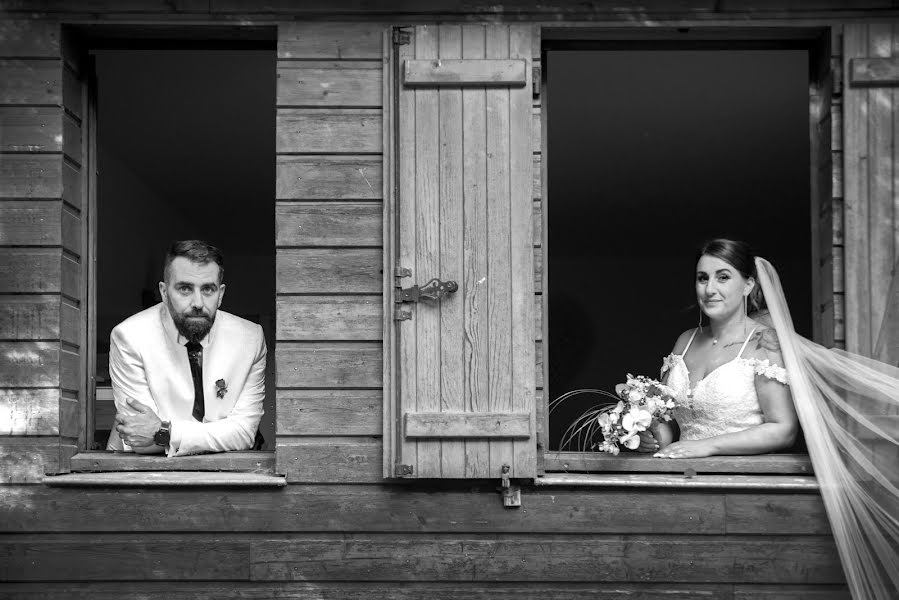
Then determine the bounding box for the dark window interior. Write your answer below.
[546,47,811,450]
[93,47,276,449]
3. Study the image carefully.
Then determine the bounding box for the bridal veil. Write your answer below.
[756,257,899,599]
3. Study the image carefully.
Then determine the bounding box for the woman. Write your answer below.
[643,238,899,599]
[646,239,799,458]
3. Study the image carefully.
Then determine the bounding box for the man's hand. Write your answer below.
[114,398,162,448]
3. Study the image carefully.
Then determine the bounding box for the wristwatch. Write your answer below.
[153,421,171,446]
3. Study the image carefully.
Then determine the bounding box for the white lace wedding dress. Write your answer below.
[661,326,788,440]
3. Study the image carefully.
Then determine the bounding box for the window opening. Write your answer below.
[91,45,276,450]
[545,44,815,455]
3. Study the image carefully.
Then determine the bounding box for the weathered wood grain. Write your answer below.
[842,25,871,355]
[276,342,382,387]
[277,437,382,483]
[0,20,60,57]
[276,202,381,246]
[0,154,62,198]
[277,108,382,153]
[278,22,384,59]
[69,451,274,473]
[276,156,381,200]
[0,388,60,435]
[0,341,63,387]
[62,159,80,209]
[404,58,527,86]
[276,390,381,435]
[250,534,842,583]
[435,26,464,478]
[277,296,381,341]
[276,248,381,294]
[0,581,758,600]
[277,61,381,107]
[0,200,61,245]
[62,64,82,121]
[849,56,899,85]
[44,471,286,487]
[0,485,734,534]
[733,585,849,599]
[62,111,81,165]
[544,453,814,475]
[0,106,62,152]
[725,494,831,534]
[0,536,251,581]
[0,436,61,483]
[0,294,61,339]
[0,59,61,104]
[404,412,530,438]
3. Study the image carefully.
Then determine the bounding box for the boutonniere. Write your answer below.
[215,379,228,399]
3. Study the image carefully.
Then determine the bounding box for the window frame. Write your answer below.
[59,24,280,480]
[538,25,835,478]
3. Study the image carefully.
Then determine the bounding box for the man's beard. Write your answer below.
[169,305,215,343]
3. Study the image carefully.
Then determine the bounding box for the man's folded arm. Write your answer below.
[108,326,164,454]
[168,328,266,457]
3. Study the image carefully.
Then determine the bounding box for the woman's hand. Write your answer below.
[653,439,715,459]
[634,430,660,453]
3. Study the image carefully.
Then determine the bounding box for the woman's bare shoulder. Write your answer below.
[670,328,698,355]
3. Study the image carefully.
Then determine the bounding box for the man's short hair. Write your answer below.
[163,240,225,283]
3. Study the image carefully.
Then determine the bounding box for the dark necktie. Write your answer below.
[185,340,205,421]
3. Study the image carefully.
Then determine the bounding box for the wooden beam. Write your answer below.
[275,342,382,387]
[43,471,286,487]
[849,56,899,86]
[1,485,732,534]
[404,412,531,438]
[276,108,382,153]
[278,23,384,60]
[276,437,382,483]
[276,156,382,200]
[277,60,381,107]
[276,248,382,294]
[544,452,814,475]
[276,296,382,341]
[276,202,382,246]
[0,107,62,152]
[0,389,61,435]
[69,451,275,473]
[276,390,382,435]
[403,58,527,86]
[0,59,61,104]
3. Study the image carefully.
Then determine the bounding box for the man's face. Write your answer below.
[159,257,226,343]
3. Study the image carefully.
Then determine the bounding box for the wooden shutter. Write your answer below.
[843,24,899,361]
[384,24,536,479]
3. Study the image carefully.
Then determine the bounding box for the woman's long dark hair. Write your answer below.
[696,238,766,313]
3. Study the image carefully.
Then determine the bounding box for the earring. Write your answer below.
[697,305,703,332]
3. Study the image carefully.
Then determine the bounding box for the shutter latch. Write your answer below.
[397,278,458,304]
[500,464,521,508]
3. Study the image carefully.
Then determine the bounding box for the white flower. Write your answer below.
[620,432,641,450]
[622,408,653,432]
[627,389,643,404]
[597,413,611,427]
[612,401,625,414]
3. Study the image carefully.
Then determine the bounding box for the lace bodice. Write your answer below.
[661,328,788,440]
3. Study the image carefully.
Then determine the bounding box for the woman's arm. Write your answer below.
[655,329,798,458]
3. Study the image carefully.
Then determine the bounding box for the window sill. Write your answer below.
[545,451,813,475]
[535,472,819,490]
[43,471,286,487]
[69,451,275,473]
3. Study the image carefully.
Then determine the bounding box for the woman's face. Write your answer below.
[695,254,754,321]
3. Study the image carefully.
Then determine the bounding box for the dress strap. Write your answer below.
[737,326,759,358]
[681,328,699,356]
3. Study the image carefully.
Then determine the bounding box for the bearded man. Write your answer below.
[107,240,266,456]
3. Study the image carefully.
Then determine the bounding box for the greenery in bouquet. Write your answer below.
[550,375,678,454]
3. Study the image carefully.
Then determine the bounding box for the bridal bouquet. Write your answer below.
[551,375,678,455]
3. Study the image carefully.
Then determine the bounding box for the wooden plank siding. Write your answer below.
[0,20,76,483]
[0,11,870,600]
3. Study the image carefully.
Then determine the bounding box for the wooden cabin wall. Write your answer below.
[7,3,899,597]
[0,20,79,483]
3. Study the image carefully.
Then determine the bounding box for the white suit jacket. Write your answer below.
[106,302,266,457]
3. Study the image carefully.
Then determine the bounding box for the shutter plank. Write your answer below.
[404,58,527,87]
[437,24,466,478]
[486,24,515,477]
[413,25,442,478]
[461,24,490,478]
[510,24,536,476]
[405,412,530,438]
[850,56,899,86]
